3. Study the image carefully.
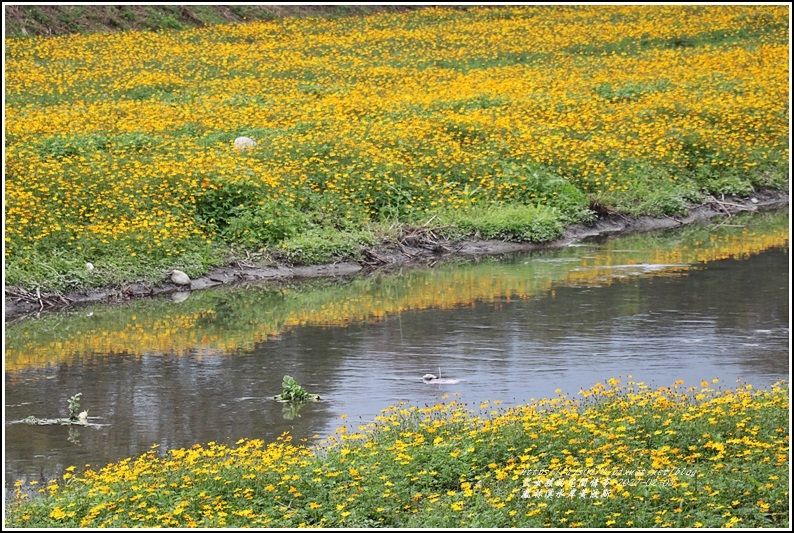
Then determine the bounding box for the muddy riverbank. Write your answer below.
[4,190,788,321]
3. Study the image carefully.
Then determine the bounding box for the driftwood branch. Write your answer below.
[707,194,755,215]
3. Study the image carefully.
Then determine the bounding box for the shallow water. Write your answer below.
[4,210,789,495]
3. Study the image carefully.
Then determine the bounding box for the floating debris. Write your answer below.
[423,377,463,385]
[21,416,87,426]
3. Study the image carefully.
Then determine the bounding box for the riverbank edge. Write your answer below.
[4,190,789,321]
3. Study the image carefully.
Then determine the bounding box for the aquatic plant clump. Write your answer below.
[20,393,88,426]
[6,379,788,528]
[274,375,320,403]
[4,5,789,292]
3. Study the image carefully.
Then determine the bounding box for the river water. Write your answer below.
[3,209,790,495]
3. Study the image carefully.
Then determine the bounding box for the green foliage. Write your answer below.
[372,180,422,222]
[35,133,159,159]
[4,240,223,293]
[194,182,310,249]
[594,79,673,102]
[588,161,704,217]
[274,375,319,403]
[702,174,755,197]
[111,133,158,151]
[67,393,82,421]
[149,14,184,32]
[123,84,177,101]
[567,20,788,57]
[678,152,757,197]
[196,131,237,147]
[594,184,695,217]
[494,163,596,224]
[222,202,308,249]
[747,148,789,190]
[36,135,106,158]
[279,227,374,265]
[440,204,565,243]
[194,182,261,229]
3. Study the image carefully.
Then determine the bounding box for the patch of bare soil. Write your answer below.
[4,190,788,322]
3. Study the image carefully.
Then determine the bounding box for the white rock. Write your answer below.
[85,262,94,272]
[234,136,257,151]
[750,197,759,204]
[170,269,191,286]
[422,374,438,381]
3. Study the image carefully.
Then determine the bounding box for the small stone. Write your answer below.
[85,262,94,272]
[170,269,191,286]
[750,197,759,204]
[234,136,256,151]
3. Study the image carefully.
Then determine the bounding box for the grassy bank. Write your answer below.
[4,5,789,294]
[5,379,788,528]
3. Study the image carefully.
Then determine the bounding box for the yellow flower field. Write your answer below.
[4,5,789,290]
[6,378,789,527]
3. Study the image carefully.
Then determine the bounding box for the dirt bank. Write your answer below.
[4,5,429,38]
[4,190,788,321]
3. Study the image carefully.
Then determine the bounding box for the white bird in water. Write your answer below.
[423,366,443,382]
[78,410,88,423]
[422,367,462,384]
